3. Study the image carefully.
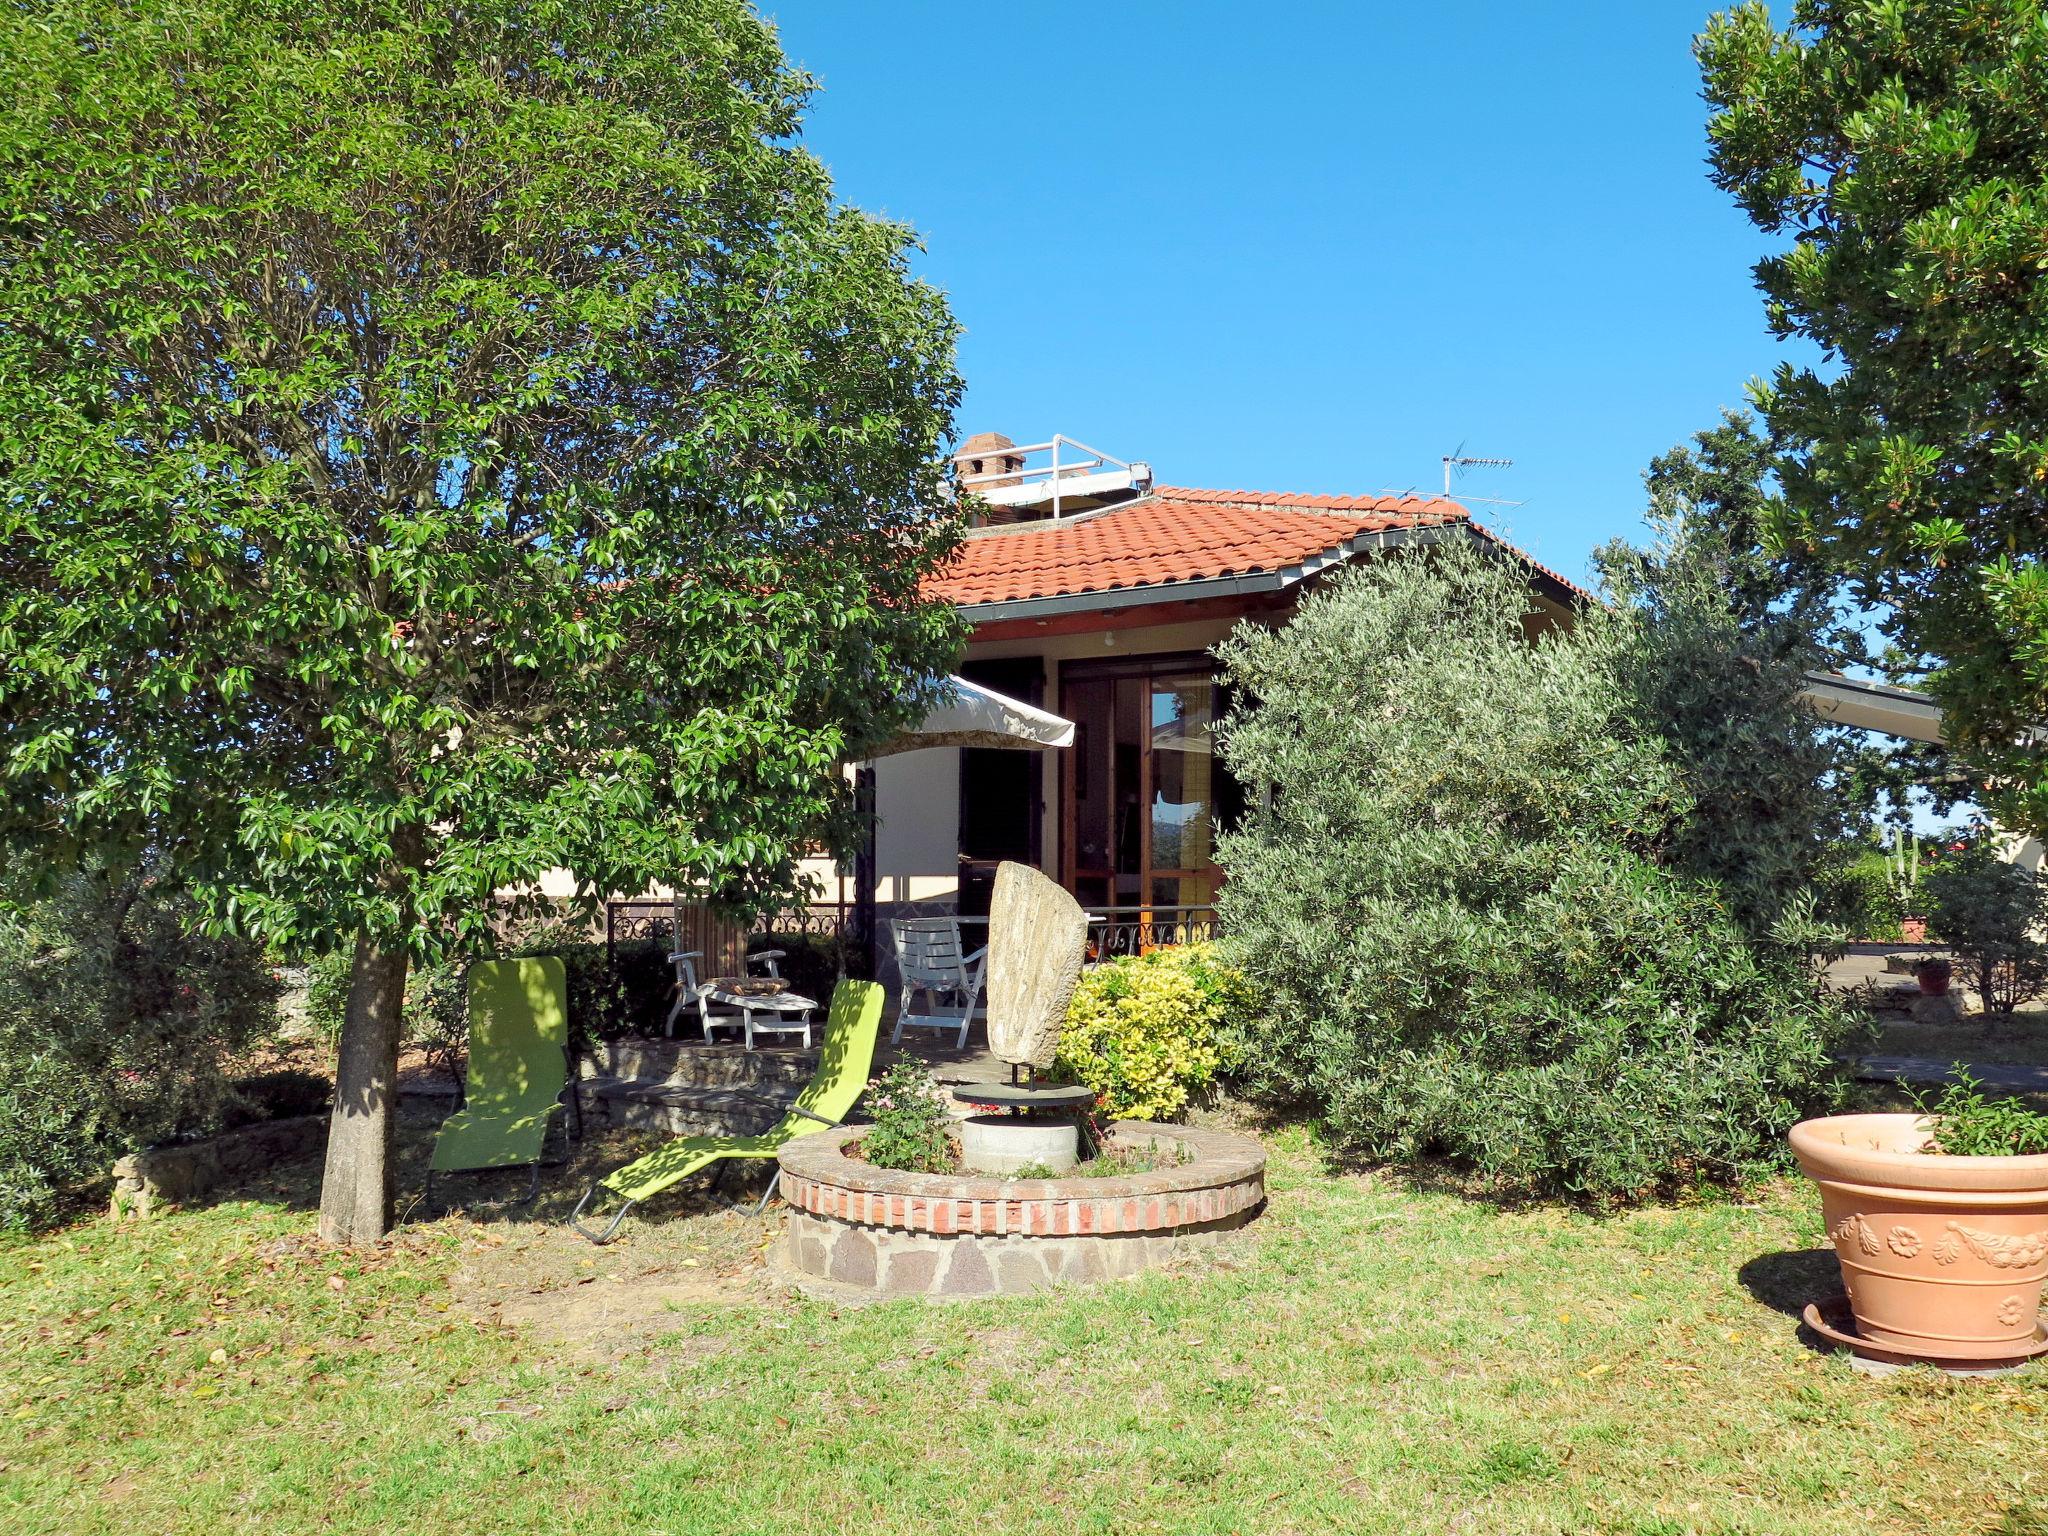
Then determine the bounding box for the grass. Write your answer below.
[5,1105,2048,1535]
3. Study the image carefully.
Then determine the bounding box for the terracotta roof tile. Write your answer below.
[929,487,1471,608]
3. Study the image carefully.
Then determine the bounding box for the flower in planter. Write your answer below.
[860,1060,956,1174]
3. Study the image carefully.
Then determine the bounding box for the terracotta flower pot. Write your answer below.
[1915,960,1952,996]
[1792,1114,2048,1363]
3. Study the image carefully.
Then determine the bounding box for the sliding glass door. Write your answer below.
[1060,656,1231,915]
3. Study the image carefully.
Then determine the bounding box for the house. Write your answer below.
[843,433,1585,938]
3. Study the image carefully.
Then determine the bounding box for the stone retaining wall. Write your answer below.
[110,1113,330,1219]
[776,1121,1265,1298]
[585,1035,818,1091]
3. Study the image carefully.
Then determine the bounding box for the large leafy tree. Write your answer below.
[1699,1,2048,835]
[0,0,964,1242]
[1625,411,1969,825]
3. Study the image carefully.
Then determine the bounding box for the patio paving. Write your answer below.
[1849,1054,2048,1092]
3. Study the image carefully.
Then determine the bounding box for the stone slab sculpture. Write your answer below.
[983,859,1089,1070]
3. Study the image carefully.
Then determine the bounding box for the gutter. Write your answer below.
[952,521,1466,625]
[1798,672,1945,744]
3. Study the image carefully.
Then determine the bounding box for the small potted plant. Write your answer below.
[1791,1072,2048,1366]
[1914,955,1953,996]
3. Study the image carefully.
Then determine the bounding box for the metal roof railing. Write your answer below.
[956,434,1154,522]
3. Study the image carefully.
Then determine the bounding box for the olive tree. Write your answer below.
[1215,534,1855,1203]
[0,0,964,1243]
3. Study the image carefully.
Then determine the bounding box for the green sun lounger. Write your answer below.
[427,956,578,1208]
[570,978,883,1244]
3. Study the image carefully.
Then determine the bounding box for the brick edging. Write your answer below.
[777,1121,1266,1238]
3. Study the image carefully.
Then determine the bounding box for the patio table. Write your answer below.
[697,982,818,1050]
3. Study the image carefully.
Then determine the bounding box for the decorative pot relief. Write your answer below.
[1831,1212,1882,1256]
[1998,1296,2031,1327]
[1886,1225,1921,1258]
[1947,1223,2048,1271]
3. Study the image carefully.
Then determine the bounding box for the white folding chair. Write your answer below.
[888,917,988,1050]
[663,893,792,1039]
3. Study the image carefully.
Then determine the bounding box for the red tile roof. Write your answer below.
[928,486,1472,608]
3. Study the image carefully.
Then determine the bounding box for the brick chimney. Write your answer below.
[954,431,1025,487]
[953,431,1029,526]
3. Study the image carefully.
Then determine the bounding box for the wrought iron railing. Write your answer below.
[604,898,1215,955]
[1081,905,1219,959]
[602,899,849,953]
[598,895,1217,1030]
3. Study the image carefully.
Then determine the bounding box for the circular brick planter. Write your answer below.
[776,1121,1266,1298]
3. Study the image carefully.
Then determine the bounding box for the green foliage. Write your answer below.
[1054,943,1252,1121]
[306,945,465,1059]
[1214,533,1856,1203]
[1923,844,2048,1015]
[859,1059,955,1175]
[0,867,282,1229]
[0,0,966,957]
[758,933,848,1013]
[1700,3,2048,836]
[1636,411,1863,667]
[1824,846,1905,942]
[0,0,968,1235]
[1916,1069,2048,1157]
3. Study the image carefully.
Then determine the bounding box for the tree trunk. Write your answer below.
[317,933,411,1245]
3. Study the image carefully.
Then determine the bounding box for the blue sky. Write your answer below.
[763,0,1807,589]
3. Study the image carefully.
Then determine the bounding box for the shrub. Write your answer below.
[1054,943,1253,1121]
[860,1059,955,1173]
[1214,531,1855,1204]
[305,946,472,1077]
[1916,1069,2048,1157]
[1825,846,1904,943]
[1923,844,2048,1015]
[757,931,846,1010]
[0,865,283,1229]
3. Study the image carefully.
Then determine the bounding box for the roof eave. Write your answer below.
[951,521,1464,625]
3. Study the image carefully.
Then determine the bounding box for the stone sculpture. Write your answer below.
[983,859,1089,1069]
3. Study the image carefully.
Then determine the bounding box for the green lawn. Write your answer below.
[4,1109,2046,1536]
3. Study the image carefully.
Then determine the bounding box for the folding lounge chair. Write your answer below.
[426,956,579,1208]
[569,978,883,1244]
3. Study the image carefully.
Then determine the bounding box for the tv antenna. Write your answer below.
[1441,448,1523,509]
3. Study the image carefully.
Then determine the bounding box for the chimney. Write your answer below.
[953,431,1029,526]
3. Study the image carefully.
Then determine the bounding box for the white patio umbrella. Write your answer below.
[870,675,1074,757]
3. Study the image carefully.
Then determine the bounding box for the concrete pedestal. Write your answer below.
[959,1114,1079,1175]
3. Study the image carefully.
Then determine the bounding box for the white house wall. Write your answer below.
[795,613,1248,911]
[873,744,963,903]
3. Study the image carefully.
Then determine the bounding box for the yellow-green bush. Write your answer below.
[1053,943,1253,1121]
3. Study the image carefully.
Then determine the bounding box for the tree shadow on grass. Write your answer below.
[209,1094,758,1239]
